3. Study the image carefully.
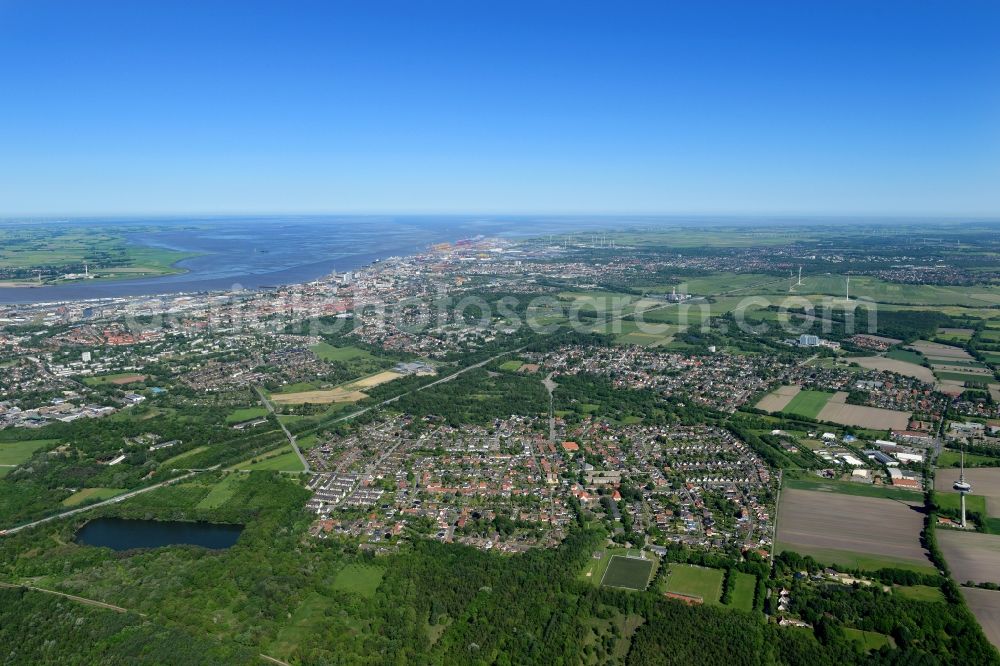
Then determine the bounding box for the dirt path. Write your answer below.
[0,580,141,615]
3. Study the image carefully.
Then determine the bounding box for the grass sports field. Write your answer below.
[730,572,757,611]
[781,390,833,419]
[601,556,654,590]
[663,564,724,604]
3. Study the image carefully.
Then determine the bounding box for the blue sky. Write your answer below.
[0,0,998,216]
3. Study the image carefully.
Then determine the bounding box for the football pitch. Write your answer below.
[601,555,654,590]
[664,564,725,604]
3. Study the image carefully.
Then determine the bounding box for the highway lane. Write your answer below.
[1,470,199,536]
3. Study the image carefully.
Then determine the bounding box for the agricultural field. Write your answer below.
[886,347,926,365]
[781,390,833,419]
[783,474,923,501]
[937,530,1000,585]
[910,340,975,361]
[61,487,126,507]
[0,225,198,284]
[936,467,1000,519]
[815,391,911,430]
[601,556,654,591]
[848,356,935,383]
[331,563,384,598]
[961,587,1000,650]
[635,297,746,324]
[755,385,800,413]
[776,488,932,572]
[653,272,1000,308]
[662,564,724,604]
[352,371,402,388]
[782,275,1000,307]
[643,272,777,294]
[937,328,975,342]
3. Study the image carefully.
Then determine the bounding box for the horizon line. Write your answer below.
[2,211,999,222]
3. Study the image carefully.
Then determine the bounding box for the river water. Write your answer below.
[0,215,624,304]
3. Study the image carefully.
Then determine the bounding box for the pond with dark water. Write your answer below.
[75,517,243,551]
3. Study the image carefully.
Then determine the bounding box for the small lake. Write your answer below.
[75,517,243,551]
